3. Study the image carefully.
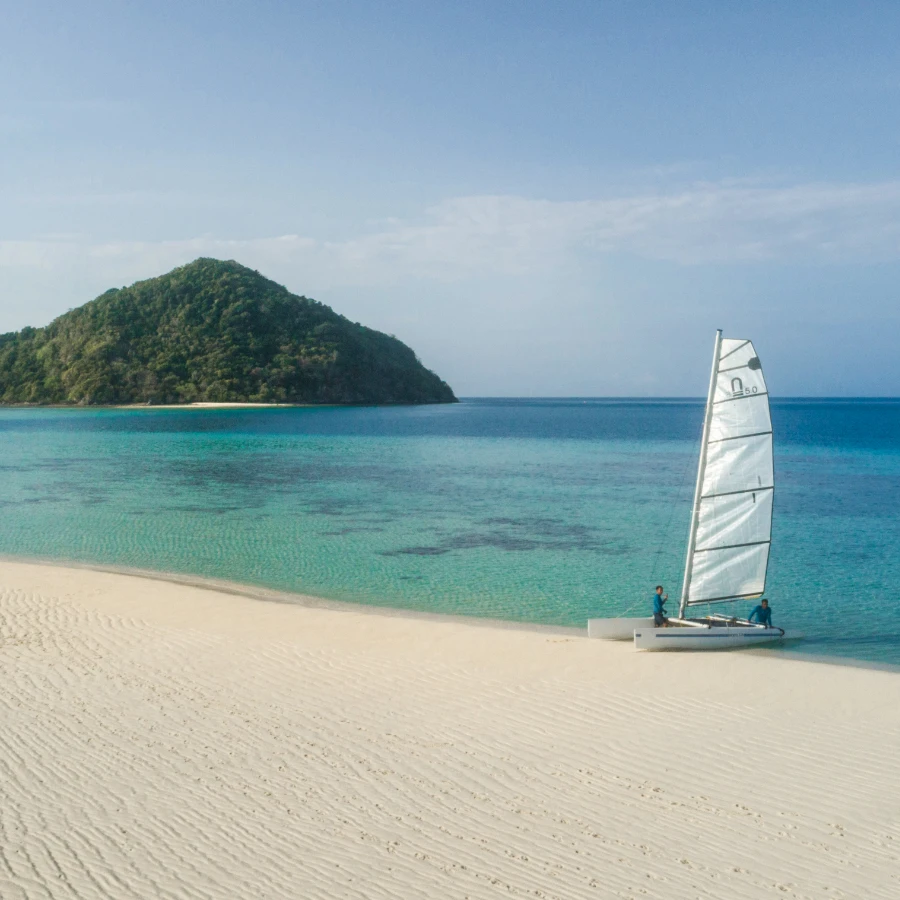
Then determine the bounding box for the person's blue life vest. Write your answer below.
[748,604,772,627]
[653,593,667,616]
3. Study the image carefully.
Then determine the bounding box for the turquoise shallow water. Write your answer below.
[1,399,898,667]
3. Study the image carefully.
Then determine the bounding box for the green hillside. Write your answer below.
[0,258,457,406]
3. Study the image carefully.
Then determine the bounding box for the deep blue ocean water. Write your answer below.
[1,399,898,667]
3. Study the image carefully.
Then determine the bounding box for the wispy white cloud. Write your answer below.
[3,179,900,287]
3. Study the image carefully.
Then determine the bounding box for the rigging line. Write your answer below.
[625,427,702,619]
[617,437,699,620]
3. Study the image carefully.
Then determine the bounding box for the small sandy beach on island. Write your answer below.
[2,561,897,899]
[113,402,302,409]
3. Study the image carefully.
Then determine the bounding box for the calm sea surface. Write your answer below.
[1,399,898,667]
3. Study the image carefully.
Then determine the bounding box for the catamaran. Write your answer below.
[588,330,786,650]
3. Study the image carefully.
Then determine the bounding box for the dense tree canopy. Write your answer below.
[0,258,457,405]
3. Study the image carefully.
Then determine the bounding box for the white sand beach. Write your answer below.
[1,560,897,899]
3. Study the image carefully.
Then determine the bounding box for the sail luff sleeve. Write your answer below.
[684,338,773,607]
[678,330,723,618]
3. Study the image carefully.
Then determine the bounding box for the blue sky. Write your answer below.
[2,1,899,395]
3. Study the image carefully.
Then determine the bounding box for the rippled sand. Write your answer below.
[1,560,897,899]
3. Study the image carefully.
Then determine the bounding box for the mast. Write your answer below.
[678,329,722,619]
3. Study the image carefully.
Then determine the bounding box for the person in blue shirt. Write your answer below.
[653,585,669,627]
[748,599,773,627]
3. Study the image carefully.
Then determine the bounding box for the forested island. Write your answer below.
[0,258,457,406]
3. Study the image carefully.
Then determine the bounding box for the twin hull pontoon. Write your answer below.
[587,616,784,648]
[631,620,784,650]
[589,331,786,651]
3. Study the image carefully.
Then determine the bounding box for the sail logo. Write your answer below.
[730,376,759,398]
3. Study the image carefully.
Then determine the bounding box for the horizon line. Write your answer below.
[457,395,900,401]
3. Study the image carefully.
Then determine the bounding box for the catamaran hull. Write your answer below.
[633,625,784,651]
[587,617,655,640]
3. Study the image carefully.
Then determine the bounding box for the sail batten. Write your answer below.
[708,429,772,444]
[681,334,774,609]
[702,486,773,500]
[695,539,770,553]
[718,339,750,361]
[713,392,769,405]
[718,365,763,375]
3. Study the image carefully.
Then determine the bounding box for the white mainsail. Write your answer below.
[679,333,773,613]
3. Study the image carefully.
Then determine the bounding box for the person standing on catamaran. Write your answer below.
[748,599,773,627]
[653,586,669,627]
